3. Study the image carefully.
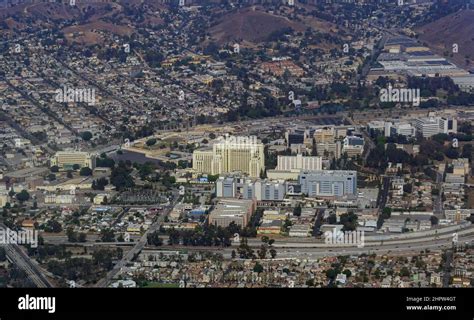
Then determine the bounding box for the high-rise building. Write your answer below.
[276,154,322,171]
[299,170,357,197]
[50,151,96,170]
[192,136,265,177]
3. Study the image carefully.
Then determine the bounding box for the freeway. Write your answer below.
[274,235,474,260]
[0,223,54,288]
[142,223,474,261]
[154,232,474,261]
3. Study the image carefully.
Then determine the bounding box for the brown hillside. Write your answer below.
[416,9,474,70]
[209,7,306,44]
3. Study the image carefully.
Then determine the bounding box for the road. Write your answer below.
[378,176,391,210]
[434,170,444,216]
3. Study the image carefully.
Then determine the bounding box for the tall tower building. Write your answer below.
[192,136,265,178]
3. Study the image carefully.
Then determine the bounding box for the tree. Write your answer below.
[444,148,459,159]
[79,167,93,176]
[50,165,59,172]
[0,247,6,262]
[100,228,115,242]
[400,267,410,277]
[257,244,267,259]
[110,162,134,191]
[325,269,337,280]
[339,212,358,231]
[15,190,30,203]
[81,131,93,141]
[293,204,302,217]
[382,207,392,219]
[78,233,87,243]
[147,231,163,246]
[146,138,157,147]
[45,220,62,233]
[66,227,77,242]
[253,262,264,273]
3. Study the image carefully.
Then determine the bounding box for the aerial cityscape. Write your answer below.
[0,0,474,298]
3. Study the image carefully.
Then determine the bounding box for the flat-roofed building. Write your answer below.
[209,199,255,228]
[192,150,214,174]
[414,117,442,138]
[266,169,301,181]
[192,136,265,178]
[342,136,364,157]
[445,209,473,222]
[316,141,341,159]
[216,176,237,198]
[452,158,470,176]
[451,75,474,92]
[413,116,457,138]
[314,127,335,143]
[390,123,415,137]
[276,154,322,171]
[299,170,357,197]
[243,179,287,201]
[50,151,96,170]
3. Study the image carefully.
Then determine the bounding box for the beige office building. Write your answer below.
[314,128,335,143]
[316,141,342,159]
